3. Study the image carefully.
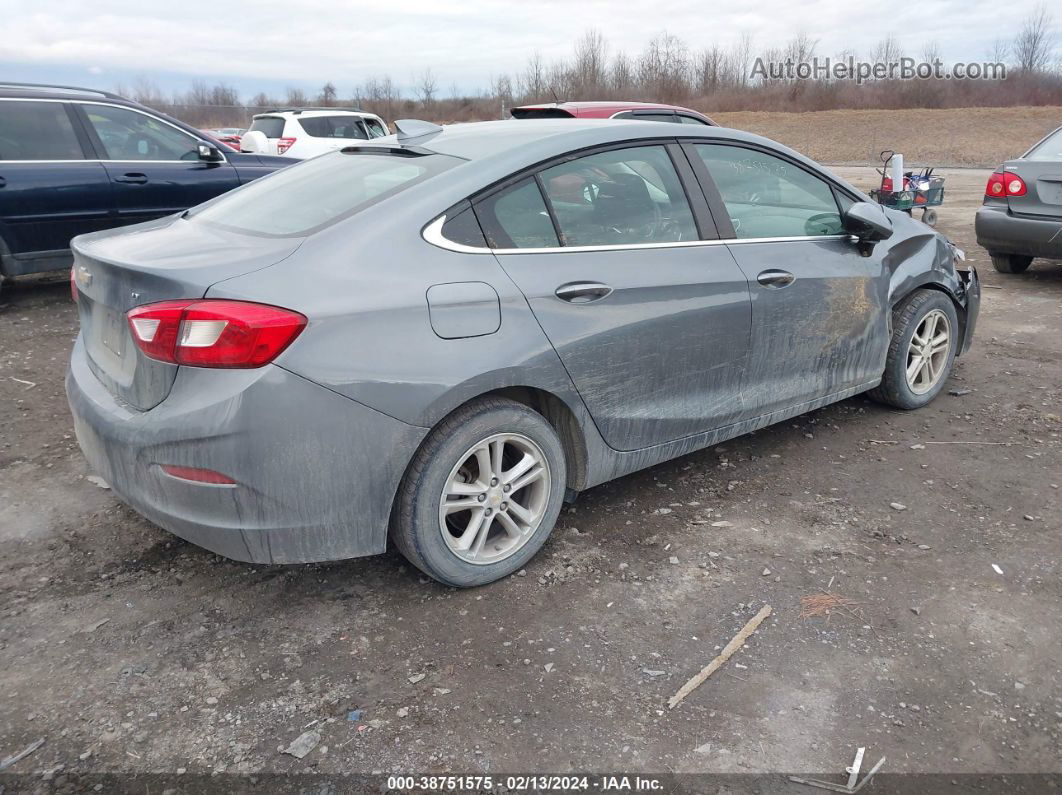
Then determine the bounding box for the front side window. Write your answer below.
[538,145,698,246]
[83,104,201,161]
[192,150,459,236]
[365,119,388,138]
[0,101,84,160]
[694,144,844,238]
[298,116,368,140]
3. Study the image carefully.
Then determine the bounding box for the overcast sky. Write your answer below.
[0,0,1055,98]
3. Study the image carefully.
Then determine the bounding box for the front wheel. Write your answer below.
[390,397,566,587]
[990,252,1032,274]
[869,289,959,410]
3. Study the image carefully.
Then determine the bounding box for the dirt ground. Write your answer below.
[0,167,1060,788]
[713,107,1062,168]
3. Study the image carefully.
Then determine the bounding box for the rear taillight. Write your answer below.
[127,299,306,368]
[276,137,297,154]
[986,171,1027,198]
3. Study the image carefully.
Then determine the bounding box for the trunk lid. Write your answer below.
[72,216,303,410]
[1003,158,1062,218]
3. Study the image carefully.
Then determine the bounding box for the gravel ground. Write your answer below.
[1,167,1059,787]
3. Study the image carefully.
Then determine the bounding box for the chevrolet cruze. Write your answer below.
[67,118,980,587]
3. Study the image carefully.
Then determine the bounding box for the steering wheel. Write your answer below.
[804,212,841,236]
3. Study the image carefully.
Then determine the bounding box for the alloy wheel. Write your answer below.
[905,308,951,394]
[438,433,552,565]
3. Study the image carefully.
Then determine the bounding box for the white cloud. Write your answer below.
[0,0,1052,94]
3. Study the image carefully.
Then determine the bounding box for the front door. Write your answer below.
[476,144,752,451]
[75,102,240,226]
[687,142,889,417]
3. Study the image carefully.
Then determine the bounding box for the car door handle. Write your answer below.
[115,173,148,184]
[555,282,613,303]
[756,270,795,288]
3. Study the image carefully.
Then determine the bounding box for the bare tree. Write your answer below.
[609,51,634,96]
[319,81,337,106]
[416,68,438,107]
[572,29,608,94]
[285,87,309,106]
[1013,4,1054,72]
[519,51,547,101]
[988,37,1011,65]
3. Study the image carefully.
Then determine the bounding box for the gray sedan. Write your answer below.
[66,119,980,587]
[976,123,1062,273]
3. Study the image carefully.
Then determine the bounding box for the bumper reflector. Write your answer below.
[159,465,236,485]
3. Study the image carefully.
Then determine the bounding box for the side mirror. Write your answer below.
[844,201,893,242]
[197,143,225,163]
[239,130,267,154]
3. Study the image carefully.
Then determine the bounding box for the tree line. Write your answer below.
[119,6,1061,129]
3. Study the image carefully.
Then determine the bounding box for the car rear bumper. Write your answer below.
[66,335,427,563]
[975,206,1062,259]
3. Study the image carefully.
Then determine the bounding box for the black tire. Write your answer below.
[390,397,566,587]
[868,289,959,410]
[990,252,1032,274]
[922,208,938,226]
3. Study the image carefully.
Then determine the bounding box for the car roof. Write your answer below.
[0,83,125,101]
[254,108,381,119]
[513,100,708,116]
[378,118,736,162]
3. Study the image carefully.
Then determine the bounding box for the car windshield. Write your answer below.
[1025,127,1062,161]
[248,117,285,138]
[189,149,460,236]
[298,115,369,139]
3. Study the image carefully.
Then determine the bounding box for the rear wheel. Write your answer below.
[391,397,566,587]
[869,289,958,410]
[990,252,1032,274]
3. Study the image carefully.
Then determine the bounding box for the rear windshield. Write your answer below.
[248,117,285,138]
[1025,127,1062,161]
[298,115,369,139]
[510,108,575,119]
[190,150,459,236]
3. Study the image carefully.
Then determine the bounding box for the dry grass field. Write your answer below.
[712,106,1062,167]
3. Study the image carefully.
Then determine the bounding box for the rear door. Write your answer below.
[0,99,113,270]
[475,142,752,451]
[75,102,240,226]
[247,115,286,155]
[1005,126,1062,218]
[686,140,889,417]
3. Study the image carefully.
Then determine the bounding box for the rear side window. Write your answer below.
[440,204,487,248]
[694,144,844,238]
[0,101,84,160]
[538,145,698,246]
[298,116,368,140]
[248,117,286,138]
[679,115,710,125]
[191,150,459,236]
[476,179,559,249]
[1025,127,1062,161]
[365,119,388,138]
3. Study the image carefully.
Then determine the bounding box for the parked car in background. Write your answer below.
[67,118,978,588]
[204,128,245,150]
[240,108,389,158]
[511,100,715,126]
[976,123,1062,273]
[0,84,292,282]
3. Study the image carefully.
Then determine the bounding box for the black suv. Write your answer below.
[0,83,291,282]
